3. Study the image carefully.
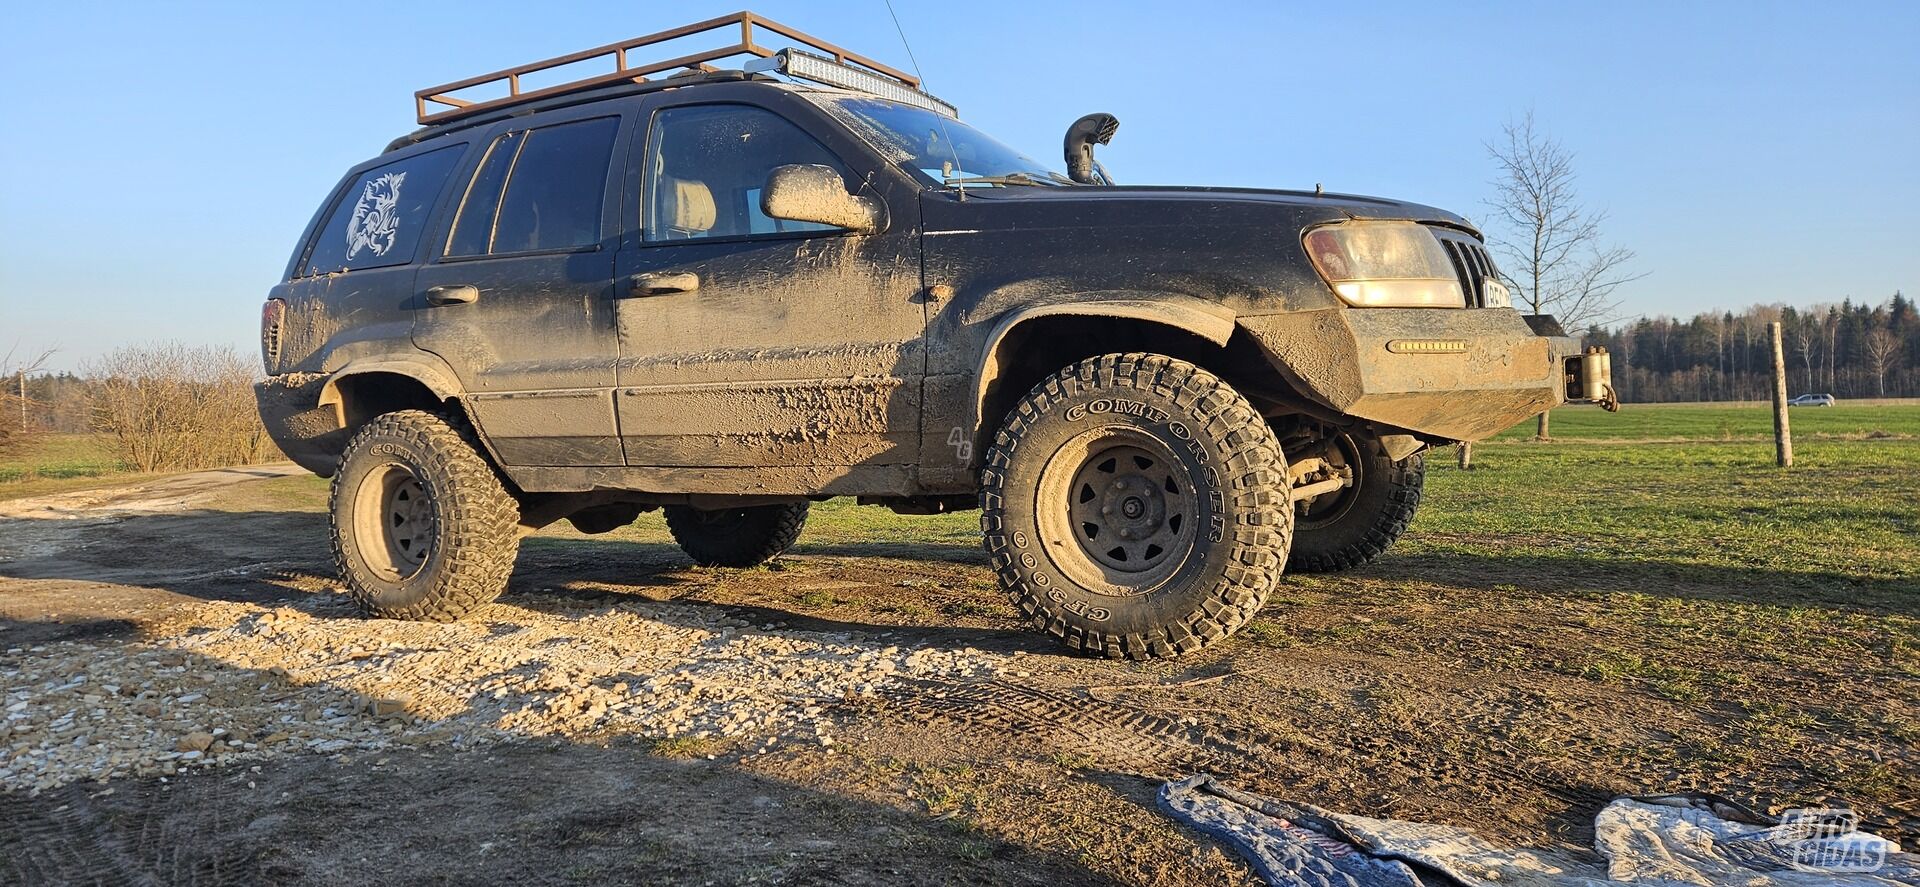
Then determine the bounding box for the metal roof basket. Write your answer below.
[414,11,954,125]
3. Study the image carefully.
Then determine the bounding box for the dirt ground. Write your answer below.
[1,464,1915,885]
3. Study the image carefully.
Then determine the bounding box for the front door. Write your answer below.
[413,107,632,466]
[611,99,925,487]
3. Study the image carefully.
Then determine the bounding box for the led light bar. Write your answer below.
[748,49,959,118]
[1385,339,1469,354]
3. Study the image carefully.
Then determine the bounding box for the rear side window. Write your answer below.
[445,133,518,258]
[446,117,618,257]
[304,145,463,276]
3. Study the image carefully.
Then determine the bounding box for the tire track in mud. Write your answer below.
[871,673,1620,825]
[873,677,1291,778]
[0,778,264,886]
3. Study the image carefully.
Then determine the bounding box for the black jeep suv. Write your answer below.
[257,14,1613,659]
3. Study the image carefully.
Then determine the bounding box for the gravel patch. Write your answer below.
[1,593,1011,793]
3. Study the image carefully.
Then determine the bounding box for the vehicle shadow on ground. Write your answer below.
[0,614,1115,887]
[3,507,1910,636]
[513,536,1050,655]
[531,530,1919,620]
[533,529,1920,612]
[792,540,990,565]
[0,507,1047,655]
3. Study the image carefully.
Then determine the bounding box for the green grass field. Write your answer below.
[1493,400,1920,441]
[0,433,128,498]
[1451,403,1920,598]
[1421,437,1918,592]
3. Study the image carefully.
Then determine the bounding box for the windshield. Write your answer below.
[807,95,1067,186]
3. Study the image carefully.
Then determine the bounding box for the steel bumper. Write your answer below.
[1237,308,1613,442]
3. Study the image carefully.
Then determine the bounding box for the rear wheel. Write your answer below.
[1285,432,1424,573]
[331,410,522,621]
[664,503,809,567]
[981,353,1292,660]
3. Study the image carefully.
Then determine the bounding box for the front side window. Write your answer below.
[645,105,848,242]
[304,145,463,275]
[446,116,618,257]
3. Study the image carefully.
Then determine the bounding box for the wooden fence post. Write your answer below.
[1457,442,1473,470]
[1769,321,1793,468]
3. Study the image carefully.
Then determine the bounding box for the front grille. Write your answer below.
[1436,236,1499,308]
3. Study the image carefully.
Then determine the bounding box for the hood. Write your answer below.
[960,184,1479,235]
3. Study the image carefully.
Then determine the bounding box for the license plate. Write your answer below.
[1481,278,1512,308]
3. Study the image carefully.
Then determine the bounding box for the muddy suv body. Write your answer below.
[258,16,1612,658]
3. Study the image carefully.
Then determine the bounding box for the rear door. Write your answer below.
[610,95,926,483]
[413,104,632,466]
[276,143,468,374]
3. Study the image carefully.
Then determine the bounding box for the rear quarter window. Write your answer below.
[302,145,464,276]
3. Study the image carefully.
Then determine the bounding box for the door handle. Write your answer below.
[425,284,479,306]
[626,271,700,297]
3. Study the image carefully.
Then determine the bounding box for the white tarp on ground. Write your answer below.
[1159,775,1918,887]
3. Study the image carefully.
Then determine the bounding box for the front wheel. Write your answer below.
[981,353,1293,660]
[664,503,809,567]
[1285,432,1424,574]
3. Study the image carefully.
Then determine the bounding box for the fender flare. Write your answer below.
[316,357,465,426]
[966,295,1238,456]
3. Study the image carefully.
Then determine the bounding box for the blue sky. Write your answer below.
[2,1,1915,369]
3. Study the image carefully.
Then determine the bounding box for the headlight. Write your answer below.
[1303,221,1465,308]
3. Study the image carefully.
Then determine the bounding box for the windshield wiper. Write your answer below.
[942,172,1064,188]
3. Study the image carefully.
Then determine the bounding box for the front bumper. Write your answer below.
[1238,308,1613,441]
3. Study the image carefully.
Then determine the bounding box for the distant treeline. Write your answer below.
[12,345,279,471]
[1583,293,1914,403]
[19,372,91,434]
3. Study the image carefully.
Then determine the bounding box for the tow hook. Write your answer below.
[1288,457,1353,502]
[1568,347,1621,412]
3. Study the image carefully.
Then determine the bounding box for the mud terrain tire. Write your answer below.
[331,409,522,621]
[665,503,810,568]
[1286,434,1424,573]
[981,353,1292,660]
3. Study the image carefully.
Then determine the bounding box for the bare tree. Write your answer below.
[86,343,278,472]
[1862,329,1903,397]
[0,346,54,459]
[1788,317,1820,393]
[1484,111,1643,439]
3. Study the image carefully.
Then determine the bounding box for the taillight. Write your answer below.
[261,298,287,370]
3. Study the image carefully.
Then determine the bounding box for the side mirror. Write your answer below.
[761,164,884,234]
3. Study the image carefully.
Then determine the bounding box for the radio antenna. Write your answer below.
[882,0,968,200]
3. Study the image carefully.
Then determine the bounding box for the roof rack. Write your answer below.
[415,11,953,126]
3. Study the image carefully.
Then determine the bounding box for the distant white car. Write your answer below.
[1787,394,1836,406]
